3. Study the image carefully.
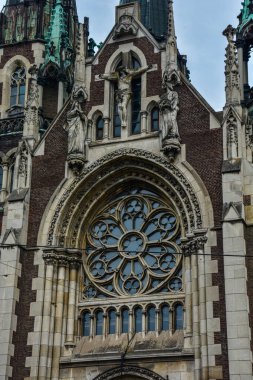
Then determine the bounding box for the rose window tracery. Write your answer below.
[84,187,182,298]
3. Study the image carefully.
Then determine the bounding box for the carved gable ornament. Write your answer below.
[94,366,166,380]
[113,14,138,39]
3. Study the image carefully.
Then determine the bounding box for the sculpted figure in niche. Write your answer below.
[65,85,88,156]
[17,149,28,189]
[100,64,152,128]
[159,74,180,140]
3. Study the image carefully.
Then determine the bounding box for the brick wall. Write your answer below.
[0,43,35,69]
[10,248,37,380]
[27,113,68,246]
[42,85,58,120]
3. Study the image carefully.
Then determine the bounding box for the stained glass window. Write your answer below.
[95,310,103,335]
[134,307,142,333]
[85,187,182,298]
[161,305,169,331]
[10,66,26,107]
[108,309,116,334]
[83,312,90,337]
[147,306,156,332]
[121,308,129,333]
[151,107,159,131]
[175,304,184,330]
[96,116,104,140]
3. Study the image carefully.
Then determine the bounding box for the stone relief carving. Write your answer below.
[17,147,28,190]
[23,65,40,141]
[93,366,166,380]
[65,84,89,174]
[47,148,202,246]
[226,109,239,159]
[100,64,152,128]
[113,14,138,39]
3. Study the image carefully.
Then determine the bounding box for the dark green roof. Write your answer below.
[119,0,168,40]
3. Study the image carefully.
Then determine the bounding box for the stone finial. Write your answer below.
[223,25,241,106]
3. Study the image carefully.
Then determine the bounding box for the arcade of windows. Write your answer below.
[82,302,184,337]
[81,186,184,338]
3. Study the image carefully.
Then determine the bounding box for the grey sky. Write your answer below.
[0,0,245,111]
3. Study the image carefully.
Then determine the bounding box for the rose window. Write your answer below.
[84,188,182,297]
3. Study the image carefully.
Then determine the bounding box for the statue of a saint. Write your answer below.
[66,100,88,155]
[100,64,152,128]
[159,81,179,140]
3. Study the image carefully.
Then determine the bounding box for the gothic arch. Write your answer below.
[93,366,165,380]
[38,148,209,248]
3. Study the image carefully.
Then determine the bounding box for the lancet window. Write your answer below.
[151,106,159,132]
[96,116,104,140]
[10,66,26,108]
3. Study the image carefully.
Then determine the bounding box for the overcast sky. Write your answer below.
[0,0,245,111]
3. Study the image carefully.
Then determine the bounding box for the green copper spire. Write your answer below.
[239,0,253,31]
[38,0,76,89]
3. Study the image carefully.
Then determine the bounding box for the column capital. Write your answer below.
[181,234,207,256]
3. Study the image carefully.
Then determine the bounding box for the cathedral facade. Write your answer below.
[0,0,253,379]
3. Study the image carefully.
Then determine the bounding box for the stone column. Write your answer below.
[155,308,159,337]
[51,256,68,380]
[38,254,56,380]
[191,245,201,380]
[142,310,146,337]
[129,310,133,338]
[141,111,148,135]
[182,241,193,349]
[116,311,120,339]
[103,117,110,141]
[1,163,8,200]
[57,81,64,112]
[65,259,81,348]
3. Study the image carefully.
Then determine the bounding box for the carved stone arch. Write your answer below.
[43,148,203,248]
[93,366,166,380]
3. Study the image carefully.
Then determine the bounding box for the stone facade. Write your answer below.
[0,1,253,380]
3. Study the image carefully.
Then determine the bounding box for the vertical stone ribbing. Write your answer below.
[51,260,67,380]
[192,250,201,380]
[38,260,54,379]
[65,261,79,346]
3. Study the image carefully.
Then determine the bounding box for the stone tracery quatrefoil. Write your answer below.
[84,187,182,297]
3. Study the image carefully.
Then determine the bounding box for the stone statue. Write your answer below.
[100,64,152,128]
[65,85,88,156]
[159,74,179,140]
[17,148,28,189]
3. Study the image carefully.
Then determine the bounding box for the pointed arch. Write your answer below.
[93,366,165,380]
[38,148,208,249]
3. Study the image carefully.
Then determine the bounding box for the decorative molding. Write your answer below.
[93,366,166,380]
[47,148,202,246]
[113,14,138,39]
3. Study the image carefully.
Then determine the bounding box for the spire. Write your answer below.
[38,0,76,89]
[164,0,180,86]
[223,25,241,106]
[238,0,253,31]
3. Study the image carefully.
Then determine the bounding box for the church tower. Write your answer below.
[119,0,168,40]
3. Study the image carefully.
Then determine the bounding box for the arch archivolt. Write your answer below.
[93,366,165,380]
[41,148,211,249]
